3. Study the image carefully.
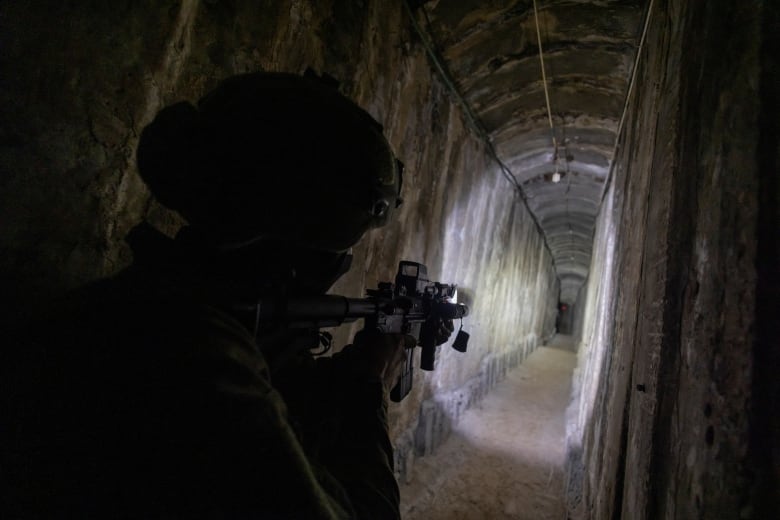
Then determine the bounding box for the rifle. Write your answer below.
[247,261,470,401]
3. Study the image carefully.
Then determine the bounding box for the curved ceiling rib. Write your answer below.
[410,0,646,304]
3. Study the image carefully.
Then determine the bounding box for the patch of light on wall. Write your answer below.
[566,184,618,454]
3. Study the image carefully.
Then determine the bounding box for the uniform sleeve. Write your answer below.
[172,305,399,519]
[290,347,402,520]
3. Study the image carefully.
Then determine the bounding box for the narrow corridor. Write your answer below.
[400,336,577,520]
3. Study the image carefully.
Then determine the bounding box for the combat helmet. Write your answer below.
[137,70,403,252]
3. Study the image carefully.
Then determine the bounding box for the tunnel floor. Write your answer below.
[400,335,577,520]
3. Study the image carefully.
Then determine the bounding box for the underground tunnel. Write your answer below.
[0,1,777,518]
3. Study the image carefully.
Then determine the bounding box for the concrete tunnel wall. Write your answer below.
[565,1,778,518]
[0,1,559,482]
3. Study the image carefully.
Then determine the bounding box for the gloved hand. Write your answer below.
[434,319,456,346]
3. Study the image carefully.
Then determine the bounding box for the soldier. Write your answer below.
[2,72,436,518]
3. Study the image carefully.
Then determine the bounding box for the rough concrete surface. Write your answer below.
[419,1,645,303]
[564,1,773,518]
[401,336,576,520]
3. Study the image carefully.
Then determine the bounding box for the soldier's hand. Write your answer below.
[352,331,416,389]
[434,319,456,346]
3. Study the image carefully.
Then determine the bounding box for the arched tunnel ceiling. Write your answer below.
[414,0,646,303]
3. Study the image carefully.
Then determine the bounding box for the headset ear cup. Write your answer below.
[136,102,201,216]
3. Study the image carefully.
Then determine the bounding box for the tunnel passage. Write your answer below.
[0,0,775,518]
[411,0,644,306]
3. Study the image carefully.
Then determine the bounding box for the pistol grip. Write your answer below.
[390,349,414,402]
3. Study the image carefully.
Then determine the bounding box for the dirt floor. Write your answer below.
[400,335,577,520]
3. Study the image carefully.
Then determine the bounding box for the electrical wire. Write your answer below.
[532,0,559,174]
[532,0,581,284]
[599,0,656,204]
